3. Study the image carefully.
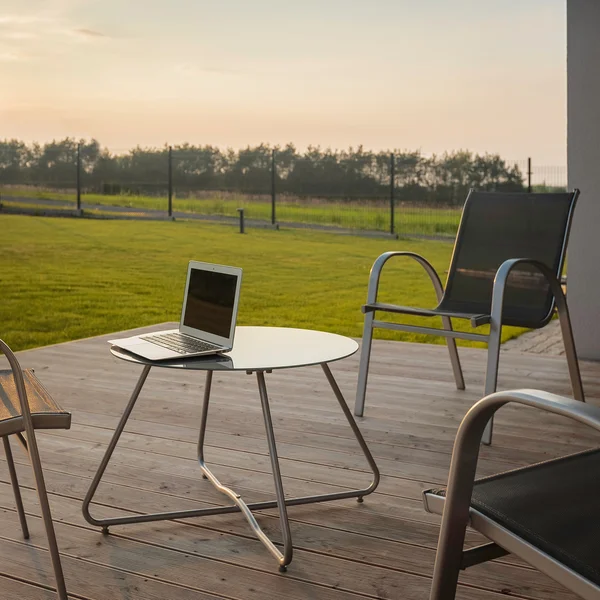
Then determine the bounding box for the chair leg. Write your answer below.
[429,456,474,600]
[430,388,496,600]
[3,436,30,539]
[441,316,465,390]
[482,320,502,446]
[25,433,68,600]
[429,528,465,600]
[555,298,585,402]
[355,311,375,417]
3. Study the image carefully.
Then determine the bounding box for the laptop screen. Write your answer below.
[182,268,238,338]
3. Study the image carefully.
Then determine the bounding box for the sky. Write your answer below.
[1,0,567,164]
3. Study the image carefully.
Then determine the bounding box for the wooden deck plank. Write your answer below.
[0,481,578,600]
[1,323,597,599]
[28,351,599,449]
[30,366,599,467]
[66,406,587,469]
[0,532,230,600]
[0,575,66,600]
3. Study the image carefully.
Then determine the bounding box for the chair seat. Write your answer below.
[442,448,600,586]
[362,302,491,327]
[0,369,71,437]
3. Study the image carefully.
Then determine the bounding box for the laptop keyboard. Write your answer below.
[140,332,221,355]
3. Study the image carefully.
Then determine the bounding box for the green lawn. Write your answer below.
[0,214,525,351]
[3,187,461,236]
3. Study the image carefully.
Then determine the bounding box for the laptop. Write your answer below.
[108,261,242,360]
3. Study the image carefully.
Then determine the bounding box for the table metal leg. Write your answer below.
[82,362,380,571]
[256,370,293,570]
[82,364,152,531]
[197,370,212,466]
[197,370,292,570]
[321,362,380,500]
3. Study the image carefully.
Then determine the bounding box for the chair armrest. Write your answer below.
[442,388,600,524]
[364,251,445,306]
[491,258,564,329]
[0,339,33,423]
[489,258,584,402]
[425,389,600,515]
[468,389,600,432]
[458,389,600,466]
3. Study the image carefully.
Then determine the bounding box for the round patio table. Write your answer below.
[82,326,380,571]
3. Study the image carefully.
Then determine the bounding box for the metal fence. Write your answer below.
[509,159,568,192]
[0,148,568,239]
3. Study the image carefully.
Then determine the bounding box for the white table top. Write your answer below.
[110,326,358,371]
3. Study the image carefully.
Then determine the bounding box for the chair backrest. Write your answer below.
[439,190,579,328]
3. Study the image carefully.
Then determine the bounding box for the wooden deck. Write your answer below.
[2,323,600,600]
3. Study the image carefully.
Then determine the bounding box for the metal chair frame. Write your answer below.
[423,389,600,600]
[0,339,68,599]
[355,190,584,444]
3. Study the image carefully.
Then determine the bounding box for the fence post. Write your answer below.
[168,146,173,218]
[527,157,532,193]
[76,144,81,212]
[390,152,395,235]
[271,149,276,225]
[237,208,245,233]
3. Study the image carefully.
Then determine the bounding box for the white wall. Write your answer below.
[567,0,600,359]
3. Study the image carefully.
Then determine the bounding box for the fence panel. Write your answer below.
[0,141,570,238]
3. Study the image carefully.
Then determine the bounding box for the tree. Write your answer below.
[0,138,526,203]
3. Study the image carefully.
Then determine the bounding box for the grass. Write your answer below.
[3,187,462,237]
[0,214,526,352]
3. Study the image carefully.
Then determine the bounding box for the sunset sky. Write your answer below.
[1,0,566,164]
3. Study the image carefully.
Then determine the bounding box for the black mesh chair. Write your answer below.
[355,190,584,444]
[424,389,600,600]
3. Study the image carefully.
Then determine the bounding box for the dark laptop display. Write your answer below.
[183,269,238,338]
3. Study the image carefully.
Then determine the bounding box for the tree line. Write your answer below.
[0,138,525,205]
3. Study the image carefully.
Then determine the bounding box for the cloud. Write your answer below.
[73,27,105,38]
[0,11,108,50]
[0,13,55,42]
[0,15,51,25]
[3,30,37,40]
[0,51,24,62]
[174,62,240,76]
